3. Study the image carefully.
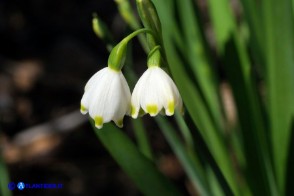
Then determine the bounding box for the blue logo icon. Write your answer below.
[17,182,25,190]
[8,182,15,190]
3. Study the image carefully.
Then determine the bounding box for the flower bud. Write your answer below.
[115,0,140,29]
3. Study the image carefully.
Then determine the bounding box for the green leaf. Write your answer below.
[263,0,294,193]
[175,0,224,133]
[223,35,277,196]
[207,0,278,194]
[132,118,153,160]
[92,122,181,196]
[156,116,212,196]
[0,155,11,196]
[174,113,194,148]
[207,0,235,53]
[116,0,148,52]
[285,118,294,195]
[239,0,265,70]
[206,167,225,196]
[152,0,239,194]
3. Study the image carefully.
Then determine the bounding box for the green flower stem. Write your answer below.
[108,28,155,71]
[147,45,161,68]
[136,0,162,36]
[122,28,155,43]
[115,0,149,53]
[136,0,162,50]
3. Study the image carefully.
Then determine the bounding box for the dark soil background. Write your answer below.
[0,0,187,195]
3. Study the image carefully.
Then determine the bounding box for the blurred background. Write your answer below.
[0,0,188,195]
[2,0,293,195]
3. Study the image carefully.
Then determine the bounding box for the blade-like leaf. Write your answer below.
[207,0,278,194]
[93,122,181,196]
[207,0,234,53]
[152,0,239,194]
[156,116,211,196]
[285,118,294,195]
[174,113,194,148]
[239,0,265,70]
[263,0,294,193]
[132,118,153,160]
[176,0,223,132]
[0,155,11,196]
[223,36,277,196]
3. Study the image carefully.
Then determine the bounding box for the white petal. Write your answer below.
[80,67,131,128]
[130,86,141,118]
[154,68,175,115]
[140,68,163,116]
[81,67,108,114]
[112,91,129,128]
[84,67,108,91]
[80,92,90,114]
[119,72,132,115]
[89,68,118,121]
[156,67,182,115]
[131,69,150,118]
[103,71,129,123]
[167,74,183,114]
[131,66,183,118]
[88,73,110,119]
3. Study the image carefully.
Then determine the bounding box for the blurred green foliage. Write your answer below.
[92,0,294,195]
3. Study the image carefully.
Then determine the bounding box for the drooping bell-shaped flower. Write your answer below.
[80,38,132,129]
[131,47,182,118]
[80,67,131,129]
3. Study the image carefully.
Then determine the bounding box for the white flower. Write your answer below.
[131,66,182,118]
[80,67,131,129]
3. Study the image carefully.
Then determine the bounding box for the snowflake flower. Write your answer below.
[131,66,182,118]
[80,67,131,129]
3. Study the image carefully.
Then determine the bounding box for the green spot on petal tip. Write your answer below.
[94,116,103,129]
[115,119,123,128]
[131,105,135,115]
[80,105,87,113]
[146,104,158,116]
[131,105,138,118]
[167,101,175,115]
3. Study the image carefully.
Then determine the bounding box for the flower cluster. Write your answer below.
[81,20,182,129]
[81,65,182,129]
